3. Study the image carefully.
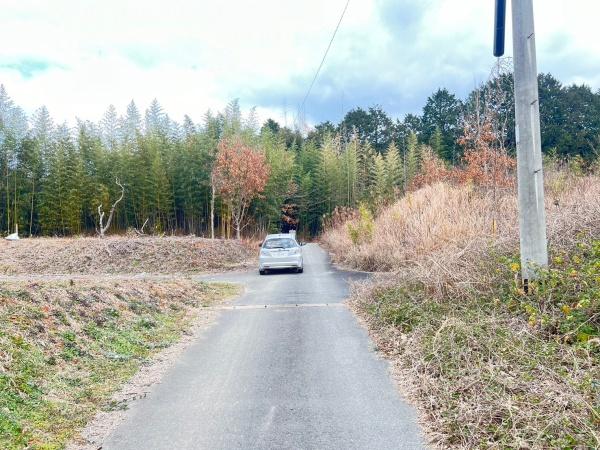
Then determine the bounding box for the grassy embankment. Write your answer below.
[0,280,239,449]
[322,171,599,448]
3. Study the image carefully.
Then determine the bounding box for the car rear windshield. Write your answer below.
[263,238,298,249]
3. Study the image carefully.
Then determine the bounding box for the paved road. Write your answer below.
[103,244,424,449]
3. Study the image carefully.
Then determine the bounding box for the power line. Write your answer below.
[298,0,350,128]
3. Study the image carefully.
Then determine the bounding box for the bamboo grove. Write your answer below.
[0,91,421,238]
[1,69,599,238]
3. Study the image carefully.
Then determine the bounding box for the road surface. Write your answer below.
[103,244,424,449]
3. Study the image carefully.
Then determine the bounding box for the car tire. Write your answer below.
[297,267,303,273]
[259,269,266,275]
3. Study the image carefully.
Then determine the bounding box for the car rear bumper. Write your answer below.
[259,255,303,270]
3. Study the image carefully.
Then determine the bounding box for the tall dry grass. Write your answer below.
[322,171,600,297]
[322,170,600,448]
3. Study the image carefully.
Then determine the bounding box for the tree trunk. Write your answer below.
[30,178,35,236]
[6,161,10,233]
[13,170,17,234]
[210,181,215,239]
[402,144,408,194]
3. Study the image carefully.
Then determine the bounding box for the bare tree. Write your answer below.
[458,58,516,235]
[97,178,124,238]
[210,172,215,239]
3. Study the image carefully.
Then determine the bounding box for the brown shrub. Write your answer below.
[322,170,600,448]
[409,148,456,191]
[322,172,600,298]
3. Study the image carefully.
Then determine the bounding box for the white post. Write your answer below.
[512,0,548,283]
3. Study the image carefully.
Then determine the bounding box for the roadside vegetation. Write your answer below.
[0,279,239,449]
[2,50,600,450]
[322,166,600,448]
[1,65,599,240]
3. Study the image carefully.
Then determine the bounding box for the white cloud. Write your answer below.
[0,0,598,125]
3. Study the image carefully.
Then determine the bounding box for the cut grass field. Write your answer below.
[0,280,240,449]
[323,172,600,448]
[0,236,254,275]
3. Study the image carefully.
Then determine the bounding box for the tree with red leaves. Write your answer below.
[409,146,454,191]
[212,138,270,239]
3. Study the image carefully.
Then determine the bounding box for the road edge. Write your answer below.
[66,287,241,450]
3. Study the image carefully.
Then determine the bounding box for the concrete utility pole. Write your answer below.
[495,0,548,285]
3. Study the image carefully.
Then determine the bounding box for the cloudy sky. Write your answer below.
[1,0,599,128]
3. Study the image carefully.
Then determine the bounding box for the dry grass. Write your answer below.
[322,171,600,448]
[323,172,600,296]
[0,236,254,275]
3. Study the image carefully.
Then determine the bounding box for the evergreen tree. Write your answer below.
[39,126,72,234]
[429,126,447,161]
[222,99,242,137]
[0,85,28,233]
[182,115,196,139]
[255,128,295,232]
[421,88,462,162]
[356,142,375,201]
[405,132,421,188]
[371,152,388,203]
[100,105,119,151]
[384,142,402,196]
[145,99,168,136]
[31,106,55,165]
[317,135,344,212]
[343,137,359,206]
[0,73,597,239]
[63,129,85,233]
[339,106,393,153]
[121,100,141,145]
[17,136,43,235]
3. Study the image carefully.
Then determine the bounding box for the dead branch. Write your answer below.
[134,218,150,236]
[98,178,125,238]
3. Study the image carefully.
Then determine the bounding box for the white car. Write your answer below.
[259,234,304,275]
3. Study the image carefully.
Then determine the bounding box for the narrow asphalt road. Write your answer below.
[103,244,424,449]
